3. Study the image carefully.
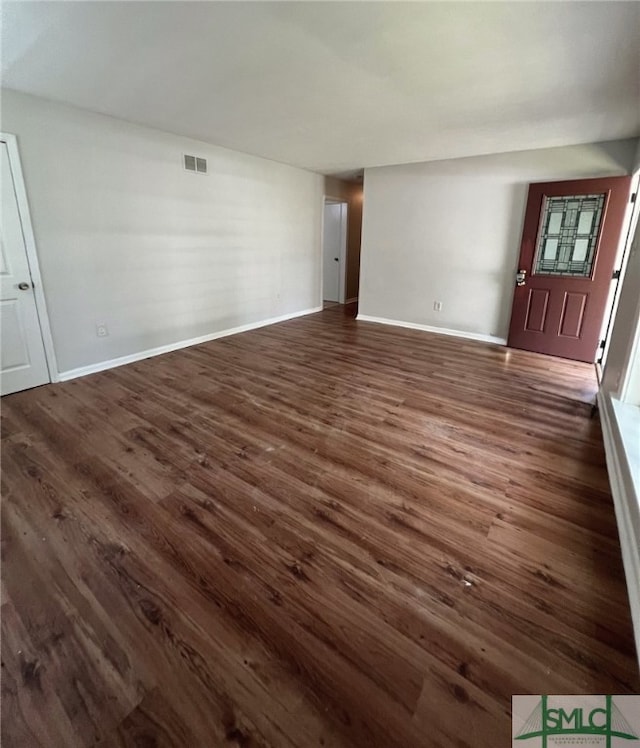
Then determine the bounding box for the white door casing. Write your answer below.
[1,136,54,395]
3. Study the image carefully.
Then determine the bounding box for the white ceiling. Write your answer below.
[2,2,639,174]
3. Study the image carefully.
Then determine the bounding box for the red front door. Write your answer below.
[507,176,632,363]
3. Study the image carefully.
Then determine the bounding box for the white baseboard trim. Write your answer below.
[355,314,507,346]
[345,297,359,304]
[57,306,323,382]
[598,390,640,667]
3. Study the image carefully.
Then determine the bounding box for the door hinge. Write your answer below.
[612,269,621,280]
[599,339,606,350]
[631,192,637,204]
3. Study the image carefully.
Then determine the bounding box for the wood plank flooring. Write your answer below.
[1,303,638,747]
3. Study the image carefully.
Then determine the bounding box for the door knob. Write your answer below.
[17,282,31,290]
[516,269,527,286]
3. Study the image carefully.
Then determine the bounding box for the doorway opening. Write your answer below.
[322,198,348,307]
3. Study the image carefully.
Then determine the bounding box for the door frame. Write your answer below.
[507,175,632,362]
[1,132,58,382]
[321,195,348,304]
[599,171,640,367]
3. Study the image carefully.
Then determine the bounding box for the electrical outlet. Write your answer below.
[433,301,443,312]
[96,323,109,338]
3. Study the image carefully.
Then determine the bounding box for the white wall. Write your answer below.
[359,140,637,341]
[1,90,323,375]
[633,137,640,173]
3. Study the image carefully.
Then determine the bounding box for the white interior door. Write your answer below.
[323,202,346,302]
[1,141,50,395]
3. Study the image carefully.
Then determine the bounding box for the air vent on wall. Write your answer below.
[183,154,207,174]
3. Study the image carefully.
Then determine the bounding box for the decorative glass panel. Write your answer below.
[577,211,594,234]
[534,193,605,277]
[572,238,589,263]
[543,238,558,260]
[548,212,563,234]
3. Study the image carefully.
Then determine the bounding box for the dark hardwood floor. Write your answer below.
[1,303,638,747]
